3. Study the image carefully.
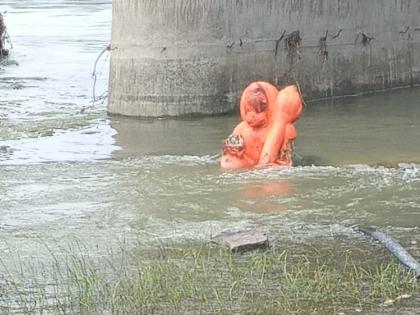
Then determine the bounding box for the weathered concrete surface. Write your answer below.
[108,0,420,117]
[212,230,269,252]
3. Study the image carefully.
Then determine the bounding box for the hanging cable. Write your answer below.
[91,44,111,104]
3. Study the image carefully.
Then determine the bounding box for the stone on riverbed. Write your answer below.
[211,230,269,252]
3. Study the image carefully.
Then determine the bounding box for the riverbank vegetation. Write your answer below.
[0,242,418,314]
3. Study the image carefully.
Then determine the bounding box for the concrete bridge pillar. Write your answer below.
[108,0,420,117]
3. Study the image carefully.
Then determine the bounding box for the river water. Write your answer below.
[0,0,419,305]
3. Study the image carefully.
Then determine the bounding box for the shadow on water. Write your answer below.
[110,115,236,158]
[295,87,420,166]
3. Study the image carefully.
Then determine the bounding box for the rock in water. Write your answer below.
[211,230,269,252]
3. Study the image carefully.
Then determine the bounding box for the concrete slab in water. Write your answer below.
[212,230,269,252]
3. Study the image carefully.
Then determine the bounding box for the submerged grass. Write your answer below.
[0,243,418,314]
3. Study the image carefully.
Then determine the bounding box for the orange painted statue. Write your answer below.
[221,82,303,169]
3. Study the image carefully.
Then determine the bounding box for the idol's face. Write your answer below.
[244,85,268,128]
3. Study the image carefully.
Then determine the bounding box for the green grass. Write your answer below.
[0,244,418,314]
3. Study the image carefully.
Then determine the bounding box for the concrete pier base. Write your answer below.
[108,0,420,117]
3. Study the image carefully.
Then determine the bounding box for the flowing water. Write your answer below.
[0,0,419,312]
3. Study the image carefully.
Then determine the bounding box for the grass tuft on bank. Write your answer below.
[0,244,418,314]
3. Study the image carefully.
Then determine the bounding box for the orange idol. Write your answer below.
[221,82,303,169]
